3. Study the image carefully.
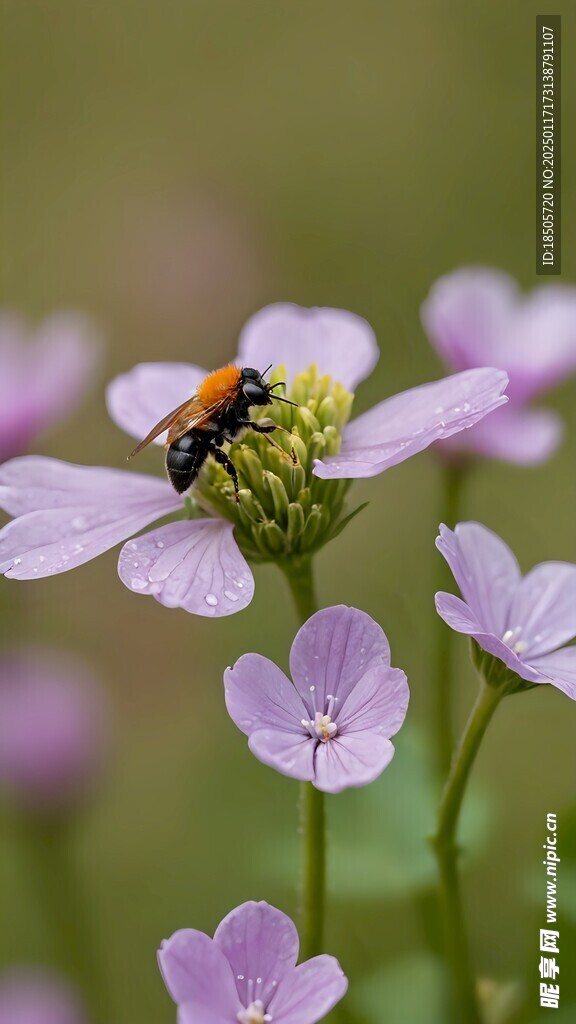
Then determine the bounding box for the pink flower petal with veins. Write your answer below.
[0,458,180,579]
[314,368,508,479]
[237,302,379,389]
[118,519,254,617]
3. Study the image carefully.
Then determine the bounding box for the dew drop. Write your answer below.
[237,975,245,981]
[205,593,218,607]
[236,581,244,588]
[71,515,86,530]
[224,589,239,602]
[133,561,139,568]
[33,568,38,574]
[13,557,21,566]
[131,578,147,591]
[156,541,165,549]
[39,555,45,563]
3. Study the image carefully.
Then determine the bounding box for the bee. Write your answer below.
[128,364,297,500]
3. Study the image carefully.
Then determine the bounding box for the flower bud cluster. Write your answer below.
[193,365,361,563]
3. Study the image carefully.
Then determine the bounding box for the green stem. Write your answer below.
[432,680,503,1024]
[282,557,326,961]
[299,780,326,960]
[432,463,467,777]
[15,816,110,1020]
[282,556,319,624]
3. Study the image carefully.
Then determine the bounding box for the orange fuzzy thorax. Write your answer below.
[197,364,242,407]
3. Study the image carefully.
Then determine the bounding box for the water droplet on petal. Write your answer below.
[72,515,86,530]
[39,555,45,563]
[156,541,164,549]
[205,593,218,607]
[224,589,239,602]
[13,558,22,566]
[131,578,148,591]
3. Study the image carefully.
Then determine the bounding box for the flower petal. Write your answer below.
[248,728,315,782]
[0,314,101,461]
[421,267,519,371]
[508,284,576,401]
[313,733,395,793]
[118,519,254,617]
[434,592,542,684]
[337,666,409,737]
[236,303,379,389]
[267,955,348,1024]
[106,362,207,443]
[314,369,508,479]
[224,654,308,734]
[436,405,563,465]
[158,929,240,1017]
[0,458,179,579]
[422,267,576,403]
[289,606,390,714]
[214,902,299,1008]
[507,562,576,658]
[530,647,576,701]
[436,522,520,637]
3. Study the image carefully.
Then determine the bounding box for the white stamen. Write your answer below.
[313,711,337,742]
[237,999,272,1023]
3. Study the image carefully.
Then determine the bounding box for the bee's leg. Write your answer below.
[212,445,240,503]
[239,419,298,465]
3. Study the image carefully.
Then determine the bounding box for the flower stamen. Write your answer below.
[501,627,528,655]
[237,998,272,1023]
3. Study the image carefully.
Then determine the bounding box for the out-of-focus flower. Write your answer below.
[435,522,576,700]
[0,967,88,1024]
[225,605,409,793]
[422,267,576,464]
[0,650,110,813]
[0,304,507,617]
[0,313,100,463]
[158,900,348,1024]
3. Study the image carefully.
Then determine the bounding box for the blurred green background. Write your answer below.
[1,2,575,1022]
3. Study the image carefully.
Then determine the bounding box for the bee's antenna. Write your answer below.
[272,394,298,407]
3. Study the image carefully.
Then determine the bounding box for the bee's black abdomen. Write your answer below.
[166,433,208,494]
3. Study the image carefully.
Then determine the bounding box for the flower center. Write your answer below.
[301,688,339,742]
[501,627,528,655]
[237,1000,272,1024]
[193,363,356,561]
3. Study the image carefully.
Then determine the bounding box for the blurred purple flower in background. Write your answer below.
[158,900,347,1024]
[0,313,100,464]
[0,650,110,813]
[0,967,88,1024]
[225,606,409,793]
[0,304,507,617]
[435,522,576,700]
[422,268,576,464]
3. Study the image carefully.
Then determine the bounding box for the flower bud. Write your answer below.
[0,967,88,1024]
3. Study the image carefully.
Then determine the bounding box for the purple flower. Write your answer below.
[435,522,576,701]
[158,900,347,1024]
[0,649,110,812]
[0,312,100,463]
[422,268,576,464]
[0,967,88,1024]
[107,302,508,479]
[0,304,507,617]
[224,606,409,793]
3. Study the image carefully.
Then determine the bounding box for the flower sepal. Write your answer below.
[470,640,538,696]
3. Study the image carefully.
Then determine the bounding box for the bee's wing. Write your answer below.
[128,395,213,459]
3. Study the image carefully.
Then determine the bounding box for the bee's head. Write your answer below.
[241,366,297,408]
[241,367,272,406]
